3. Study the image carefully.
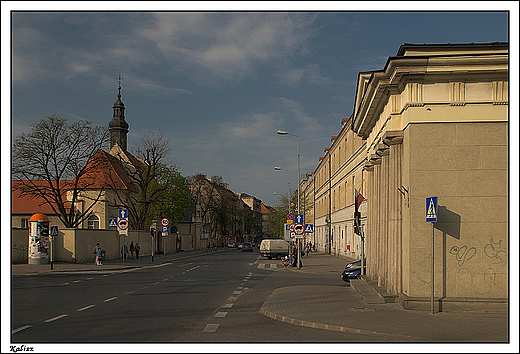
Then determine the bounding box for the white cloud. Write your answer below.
[140,13,315,81]
[278,64,332,86]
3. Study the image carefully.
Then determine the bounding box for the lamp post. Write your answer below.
[277,130,301,269]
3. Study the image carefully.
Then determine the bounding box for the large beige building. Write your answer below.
[303,42,508,312]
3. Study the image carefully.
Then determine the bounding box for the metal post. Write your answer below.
[50,236,54,270]
[431,222,434,314]
[361,230,365,276]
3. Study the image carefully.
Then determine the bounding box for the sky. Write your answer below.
[3,3,515,210]
[2,3,519,353]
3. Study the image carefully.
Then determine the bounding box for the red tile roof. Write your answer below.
[12,180,71,215]
[12,149,141,215]
[75,149,138,192]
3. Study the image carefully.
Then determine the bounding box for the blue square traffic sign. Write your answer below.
[119,209,128,219]
[426,197,438,222]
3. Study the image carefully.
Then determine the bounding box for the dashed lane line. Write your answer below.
[222,303,233,309]
[76,305,95,312]
[12,325,32,334]
[44,314,68,323]
[103,296,118,302]
[203,324,220,332]
[214,312,227,318]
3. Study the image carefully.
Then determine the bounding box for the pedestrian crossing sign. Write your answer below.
[108,218,118,228]
[426,197,438,222]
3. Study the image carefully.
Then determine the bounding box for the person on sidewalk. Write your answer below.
[135,243,140,259]
[129,241,135,259]
[94,243,102,265]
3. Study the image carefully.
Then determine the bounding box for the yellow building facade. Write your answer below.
[304,42,508,312]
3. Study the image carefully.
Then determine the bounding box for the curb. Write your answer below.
[259,302,424,341]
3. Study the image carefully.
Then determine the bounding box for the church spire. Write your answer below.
[109,74,129,151]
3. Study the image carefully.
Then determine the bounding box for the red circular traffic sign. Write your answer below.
[117,218,129,230]
[161,218,169,227]
[294,223,305,235]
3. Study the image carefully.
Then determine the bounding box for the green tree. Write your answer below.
[110,131,193,230]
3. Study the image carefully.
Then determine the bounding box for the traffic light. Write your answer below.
[354,211,361,235]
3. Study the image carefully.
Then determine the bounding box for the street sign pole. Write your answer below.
[431,221,434,314]
[426,197,438,314]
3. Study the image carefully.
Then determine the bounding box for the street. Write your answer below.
[11,249,392,345]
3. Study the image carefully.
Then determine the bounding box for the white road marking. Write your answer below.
[77,305,95,312]
[214,312,227,318]
[60,282,69,286]
[233,291,242,295]
[125,291,136,295]
[153,282,160,285]
[140,286,148,289]
[203,324,220,332]
[237,286,244,290]
[44,314,68,323]
[12,325,32,334]
[228,296,237,301]
[73,280,81,283]
[103,297,117,302]
[222,303,233,308]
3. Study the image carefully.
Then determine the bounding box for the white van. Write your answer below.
[260,239,290,260]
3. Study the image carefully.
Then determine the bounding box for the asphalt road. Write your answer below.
[11,249,398,346]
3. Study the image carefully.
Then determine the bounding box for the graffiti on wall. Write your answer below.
[483,238,507,264]
[449,245,476,266]
[451,238,508,296]
[12,243,27,259]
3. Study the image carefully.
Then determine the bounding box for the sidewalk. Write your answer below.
[11,248,227,275]
[261,252,510,342]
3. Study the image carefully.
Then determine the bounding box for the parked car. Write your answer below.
[227,242,236,248]
[345,258,367,269]
[237,243,244,250]
[341,266,366,282]
[242,242,253,252]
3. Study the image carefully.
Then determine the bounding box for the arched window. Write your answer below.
[87,215,100,229]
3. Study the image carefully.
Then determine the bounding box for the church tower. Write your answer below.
[109,75,129,151]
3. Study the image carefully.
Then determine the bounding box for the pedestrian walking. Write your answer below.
[94,243,102,265]
[129,241,135,259]
[121,244,128,259]
[305,242,310,256]
[135,243,140,259]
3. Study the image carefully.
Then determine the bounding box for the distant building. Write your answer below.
[261,203,275,238]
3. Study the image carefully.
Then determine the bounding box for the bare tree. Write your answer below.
[12,115,110,228]
[108,131,192,230]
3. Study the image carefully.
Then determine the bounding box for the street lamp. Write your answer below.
[274,167,291,215]
[277,130,301,269]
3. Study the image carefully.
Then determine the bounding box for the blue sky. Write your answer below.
[3,3,514,208]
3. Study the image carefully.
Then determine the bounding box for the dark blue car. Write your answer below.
[341,266,366,282]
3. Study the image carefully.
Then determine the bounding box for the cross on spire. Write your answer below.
[116,74,123,87]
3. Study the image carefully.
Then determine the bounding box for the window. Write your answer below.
[21,219,29,228]
[87,215,100,229]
